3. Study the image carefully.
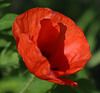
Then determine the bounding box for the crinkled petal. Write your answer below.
[46,76,78,87]
[51,12,85,38]
[51,35,91,76]
[12,7,91,87]
[12,7,54,44]
[17,34,77,87]
[17,34,51,76]
[64,35,91,75]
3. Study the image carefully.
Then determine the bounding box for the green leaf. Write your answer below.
[86,21,100,52]
[22,77,54,93]
[76,68,88,79]
[0,76,25,93]
[0,0,13,2]
[87,50,100,68]
[0,32,15,48]
[0,13,17,30]
[0,3,11,9]
[0,38,8,47]
[0,42,19,68]
[77,8,96,31]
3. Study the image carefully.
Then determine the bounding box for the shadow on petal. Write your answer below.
[49,23,69,72]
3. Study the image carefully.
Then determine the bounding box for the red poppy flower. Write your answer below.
[12,7,91,87]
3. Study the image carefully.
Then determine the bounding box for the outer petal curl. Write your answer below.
[12,7,91,87]
[17,34,77,87]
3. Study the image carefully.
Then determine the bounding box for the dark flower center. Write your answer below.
[37,19,69,71]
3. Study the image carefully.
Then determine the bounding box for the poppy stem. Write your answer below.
[19,75,35,93]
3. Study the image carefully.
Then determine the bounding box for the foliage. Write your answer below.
[0,0,100,93]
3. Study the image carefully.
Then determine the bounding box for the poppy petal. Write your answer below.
[50,35,91,76]
[51,12,85,38]
[12,7,54,44]
[16,33,77,87]
[64,35,91,75]
[12,7,91,87]
[46,76,78,87]
[17,34,50,75]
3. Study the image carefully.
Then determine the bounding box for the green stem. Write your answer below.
[19,75,35,93]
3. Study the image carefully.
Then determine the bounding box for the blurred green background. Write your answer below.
[0,0,100,93]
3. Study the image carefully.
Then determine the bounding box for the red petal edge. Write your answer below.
[12,7,91,87]
[17,34,78,87]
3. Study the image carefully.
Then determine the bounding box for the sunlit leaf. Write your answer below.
[0,76,25,93]
[0,13,17,30]
[23,77,54,93]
